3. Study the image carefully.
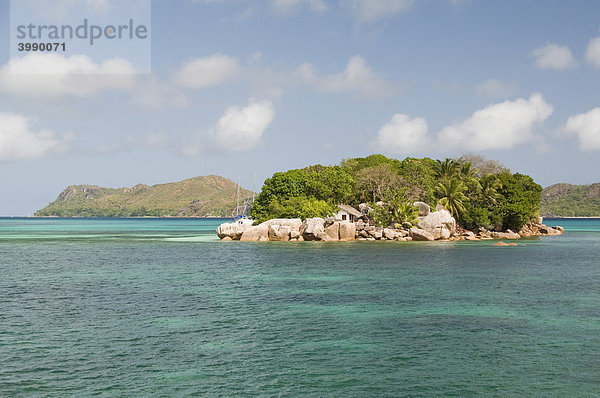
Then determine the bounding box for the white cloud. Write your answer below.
[585,36,600,69]
[175,54,241,88]
[532,43,576,70]
[0,113,72,162]
[0,53,136,98]
[438,93,553,151]
[475,79,518,98]
[271,0,327,13]
[564,107,600,150]
[95,100,275,156]
[305,55,394,99]
[245,55,394,99]
[374,114,428,153]
[344,0,414,23]
[208,100,275,152]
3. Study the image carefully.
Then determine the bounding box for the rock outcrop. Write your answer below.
[518,220,563,237]
[324,222,340,241]
[216,219,254,240]
[494,241,518,247]
[339,222,356,241]
[409,228,435,241]
[358,203,373,215]
[240,224,269,241]
[300,217,328,241]
[491,230,521,240]
[537,225,563,235]
[269,225,292,241]
[219,218,302,241]
[418,209,456,240]
[413,201,430,217]
[218,215,564,242]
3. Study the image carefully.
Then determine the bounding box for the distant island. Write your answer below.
[35,176,252,218]
[541,183,600,217]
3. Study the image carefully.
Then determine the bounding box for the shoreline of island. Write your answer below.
[216,203,564,243]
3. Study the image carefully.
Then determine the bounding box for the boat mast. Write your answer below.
[236,175,241,218]
[252,172,256,204]
[231,176,238,219]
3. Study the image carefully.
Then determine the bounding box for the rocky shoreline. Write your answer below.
[217,204,564,242]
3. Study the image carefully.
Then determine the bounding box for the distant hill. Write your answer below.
[35,176,254,218]
[541,182,600,217]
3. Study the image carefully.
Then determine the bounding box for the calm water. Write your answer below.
[1,217,599,396]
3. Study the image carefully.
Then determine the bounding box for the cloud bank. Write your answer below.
[564,107,600,150]
[0,112,72,162]
[531,43,576,70]
[296,55,394,99]
[585,36,600,69]
[208,100,275,152]
[175,54,241,88]
[0,53,136,98]
[374,114,428,153]
[372,93,553,154]
[438,93,553,151]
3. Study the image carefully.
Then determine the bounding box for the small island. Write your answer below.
[217,154,564,242]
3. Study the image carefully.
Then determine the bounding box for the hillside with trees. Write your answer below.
[251,154,543,231]
[541,183,600,216]
[35,176,251,217]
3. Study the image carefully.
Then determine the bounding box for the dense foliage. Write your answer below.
[251,166,353,223]
[252,154,543,231]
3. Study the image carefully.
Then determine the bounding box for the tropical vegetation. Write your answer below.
[251,154,543,231]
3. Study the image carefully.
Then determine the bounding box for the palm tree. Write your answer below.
[480,175,502,206]
[460,161,478,179]
[392,200,419,226]
[434,158,460,181]
[435,178,468,217]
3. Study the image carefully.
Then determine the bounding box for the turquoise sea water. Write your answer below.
[1,217,599,396]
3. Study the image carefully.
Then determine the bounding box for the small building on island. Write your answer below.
[335,204,363,223]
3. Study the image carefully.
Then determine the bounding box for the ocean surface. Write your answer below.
[1,217,599,396]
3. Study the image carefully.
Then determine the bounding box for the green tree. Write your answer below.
[340,154,402,174]
[303,165,355,204]
[492,173,542,231]
[397,157,437,203]
[254,195,334,223]
[371,192,419,227]
[434,158,460,181]
[355,164,405,203]
[459,161,478,180]
[251,166,352,222]
[479,174,502,207]
[435,178,468,217]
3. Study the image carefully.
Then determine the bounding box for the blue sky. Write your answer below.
[1,0,600,215]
